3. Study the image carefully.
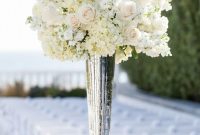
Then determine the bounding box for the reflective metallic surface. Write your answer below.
[86,55,115,135]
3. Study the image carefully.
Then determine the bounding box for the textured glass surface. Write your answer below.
[86,55,115,135]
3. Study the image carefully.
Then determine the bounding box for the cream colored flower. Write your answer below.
[42,3,64,25]
[27,0,172,63]
[136,0,152,6]
[78,4,96,24]
[32,3,42,17]
[64,28,73,40]
[67,14,80,28]
[124,26,141,44]
[74,31,85,41]
[152,16,169,34]
[152,0,172,11]
[116,0,137,20]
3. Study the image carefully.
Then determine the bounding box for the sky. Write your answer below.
[0,0,42,53]
[0,0,85,72]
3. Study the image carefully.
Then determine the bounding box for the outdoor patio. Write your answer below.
[0,96,199,135]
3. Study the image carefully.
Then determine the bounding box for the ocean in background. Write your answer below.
[0,52,86,89]
[0,52,126,90]
[0,52,85,72]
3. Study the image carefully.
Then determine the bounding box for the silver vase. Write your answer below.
[86,55,115,135]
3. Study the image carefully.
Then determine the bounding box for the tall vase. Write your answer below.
[86,55,115,135]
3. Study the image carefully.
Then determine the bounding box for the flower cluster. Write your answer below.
[27,0,172,63]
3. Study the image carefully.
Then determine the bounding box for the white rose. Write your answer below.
[42,3,64,26]
[116,0,137,20]
[124,26,141,44]
[78,4,96,24]
[67,14,80,28]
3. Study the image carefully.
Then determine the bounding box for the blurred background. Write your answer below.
[121,0,200,102]
[0,0,200,135]
[0,0,87,97]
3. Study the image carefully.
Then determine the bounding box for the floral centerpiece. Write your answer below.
[27,0,172,63]
[27,0,172,134]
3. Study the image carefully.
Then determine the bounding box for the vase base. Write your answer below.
[86,55,115,135]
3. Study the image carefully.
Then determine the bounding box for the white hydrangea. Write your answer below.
[41,3,65,26]
[27,0,172,63]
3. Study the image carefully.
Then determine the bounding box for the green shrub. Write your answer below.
[56,88,86,98]
[45,87,62,97]
[67,88,87,97]
[29,86,46,97]
[121,0,200,102]
[29,86,86,98]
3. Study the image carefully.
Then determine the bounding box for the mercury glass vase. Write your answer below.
[86,55,115,135]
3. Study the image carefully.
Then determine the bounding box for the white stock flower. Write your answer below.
[136,0,152,6]
[69,41,76,46]
[116,0,137,20]
[116,46,133,64]
[145,45,172,57]
[64,28,73,40]
[74,31,85,41]
[78,4,96,24]
[32,3,42,17]
[138,17,153,32]
[152,0,172,11]
[99,0,112,9]
[152,16,169,34]
[162,0,172,11]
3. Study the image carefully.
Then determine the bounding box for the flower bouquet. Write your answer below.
[27,0,172,134]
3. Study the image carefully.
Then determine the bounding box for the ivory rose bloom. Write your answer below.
[78,4,96,24]
[124,26,141,44]
[117,0,137,20]
[67,14,80,28]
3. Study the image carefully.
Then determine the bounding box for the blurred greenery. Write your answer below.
[121,0,200,102]
[29,86,86,98]
[0,82,86,98]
